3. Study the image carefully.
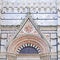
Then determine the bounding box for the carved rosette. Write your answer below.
[23,20,33,33]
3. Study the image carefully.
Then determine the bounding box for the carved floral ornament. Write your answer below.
[23,20,33,33]
[24,25,33,33]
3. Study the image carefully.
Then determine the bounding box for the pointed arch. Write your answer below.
[7,13,50,54]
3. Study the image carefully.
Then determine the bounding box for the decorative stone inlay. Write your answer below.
[24,23,33,33]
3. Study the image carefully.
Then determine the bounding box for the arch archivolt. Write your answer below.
[14,40,44,54]
[8,35,49,54]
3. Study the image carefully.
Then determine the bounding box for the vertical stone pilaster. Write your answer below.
[0,0,1,26]
[56,0,60,59]
[0,0,3,26]
[57,0,60,51]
